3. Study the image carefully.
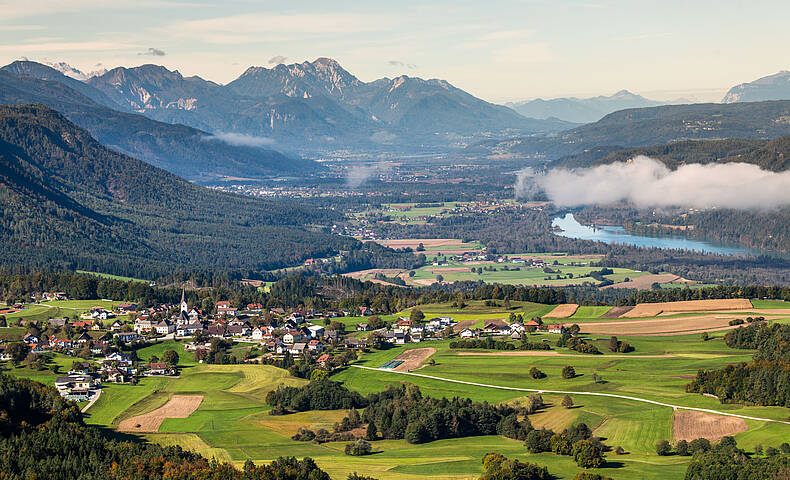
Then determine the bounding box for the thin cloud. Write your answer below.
[202,132,275,148]
[139,47,166,56]
[388,60,416,69]
[268,55,287,65]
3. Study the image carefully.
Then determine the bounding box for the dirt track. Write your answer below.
[674,410,748,442]
[544,304,579,319]
[393,348,436,371]
[118,395,203,433]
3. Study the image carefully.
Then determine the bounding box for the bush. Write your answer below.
[574,473,613,480]
[344,439,372,456]
[676,439,689,456]
[655,439,672,456]
[572,440,605,468]
[530,366,546,379]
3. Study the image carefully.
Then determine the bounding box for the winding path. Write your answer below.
[81,389,101,413]
[351,365,790,426]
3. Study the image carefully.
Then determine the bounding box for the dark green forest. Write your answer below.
[0,104,361,278]
[0,373,348,480]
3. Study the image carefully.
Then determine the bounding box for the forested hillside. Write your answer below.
[475,100,790,159]
[551,136,790,171]
[0,104,352,278]
[0,374,341,480]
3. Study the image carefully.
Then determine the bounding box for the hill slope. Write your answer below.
[0,104,351,278]
[0,63,315,183]
[723,71,790,103]
[477,100,790,159]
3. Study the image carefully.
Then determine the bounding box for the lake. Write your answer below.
[552,213,754,256]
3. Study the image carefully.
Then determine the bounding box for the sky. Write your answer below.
[1,0,789,103]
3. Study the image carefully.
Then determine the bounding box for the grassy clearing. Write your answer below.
[76,270,150,283]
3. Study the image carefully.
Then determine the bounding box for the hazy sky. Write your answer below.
[1,0,788,103]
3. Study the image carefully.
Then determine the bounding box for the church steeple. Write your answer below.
[180,288,188,313]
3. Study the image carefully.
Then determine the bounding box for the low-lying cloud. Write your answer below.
[517,156,790,210]
[202,132,274,148]
[268,55,287,65]
[346,162,392,188]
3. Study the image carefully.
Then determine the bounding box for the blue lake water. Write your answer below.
[552,213,754,256]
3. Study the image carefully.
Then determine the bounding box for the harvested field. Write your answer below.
[457,351,673,358]
[378,239,469,249]
[581,314,747,336]
[342,268,404,279]
[392,348,437,371]
[453,319,478,332]
[412,278,438,286]
[673,410,748,442]
[430,267,471,274]
[482,319,508,327]
[600,306,634,318]
[118,395,203,433]
[621,299,753,318]
[544,304,579,319]
[602,274,680,290]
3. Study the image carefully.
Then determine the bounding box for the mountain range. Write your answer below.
[0,104,351,277]
[506,90,669,124]
[473,100,790,159]
[0,62,313,183]
[5,58,574,151]
[723,70,790,103]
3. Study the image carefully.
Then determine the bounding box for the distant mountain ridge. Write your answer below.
[0,62,315,182]
[506,90,669,123]
[8,58,573,149]
[473,100,790,159]
[723,70,790,103]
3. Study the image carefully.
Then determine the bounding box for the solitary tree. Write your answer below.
[561,395,574,409]
[410,309,425,322]
[562,365,576,379]
[162,349,179,366]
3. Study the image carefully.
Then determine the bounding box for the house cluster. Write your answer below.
[458,319,565,339]
[20,329,111,356]
[370,316,457,344]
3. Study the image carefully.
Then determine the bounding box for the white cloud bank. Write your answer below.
[202,132,274,148]
[517,156,790,210]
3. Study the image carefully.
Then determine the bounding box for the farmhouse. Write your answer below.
[547,324,565,334]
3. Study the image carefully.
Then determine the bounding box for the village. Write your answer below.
[0,289,569,404]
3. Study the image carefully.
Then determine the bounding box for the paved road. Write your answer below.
[81,389,102,413]
[351,365,790,425]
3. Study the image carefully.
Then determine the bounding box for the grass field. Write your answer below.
[76,270,150,283]
[2,299,123,325]
[7,298,790,479]
[405,256,647,287]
